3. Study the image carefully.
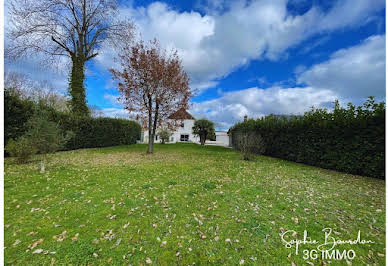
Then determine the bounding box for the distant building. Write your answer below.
[141,108,230,146]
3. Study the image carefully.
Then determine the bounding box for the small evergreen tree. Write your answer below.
[25,112,72,172]
[5,136,37,163]
[192,119,215,145]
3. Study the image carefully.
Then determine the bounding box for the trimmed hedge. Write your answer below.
[230,98,385,179]
[5,91,141,152]
[4,90,35,148]
[55,114,141,150]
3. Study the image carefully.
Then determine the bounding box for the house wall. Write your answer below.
[205,131,229,147]
[142,119,200,144]
[215,131,230,146]
[142,122,230,147]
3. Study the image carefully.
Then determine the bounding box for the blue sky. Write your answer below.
[6,0,386,129]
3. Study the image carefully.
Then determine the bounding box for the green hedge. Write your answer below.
[230,98,385,179]
[5,91,141,152]
[4,90,35,148]
[55,114,141,150]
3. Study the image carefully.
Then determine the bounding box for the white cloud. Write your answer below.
[191,86,337,130]
[317,0,385,31]
[5,0,385,122]
[100,108,131,119]
[191,34,386,129]
[93,0,384,92]
[297,35,386,100]
[103,93,122,106]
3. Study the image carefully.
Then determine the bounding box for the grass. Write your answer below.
[4,143,385,265]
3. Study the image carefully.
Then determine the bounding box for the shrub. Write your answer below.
[26,113,72,154]
[236,132,266,160]
[5,136,37,163]
[230,97,385,179]
[57,116,141,150]
[158,128,172,144]
[25,112,73,172]
[4,89,34,155]
[4,92,142,152]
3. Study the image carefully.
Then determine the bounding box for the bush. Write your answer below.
[5,136,37,163]
[4,89,34,155]
[4,93,142,152]
[230,98,385,179]
[57,116,141,150]
[234,132,266,160]
[24,112,73,172]
[26,113,72,154]
[158,128,172,144]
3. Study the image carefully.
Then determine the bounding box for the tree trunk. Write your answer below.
[146,96,154,154]
[200,134,206,145]
[69,55,89,116]
[40,157,45,173]
[147,128,153,154]
[147,102,159,153]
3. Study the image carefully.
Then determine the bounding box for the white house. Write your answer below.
[140,108,230,146]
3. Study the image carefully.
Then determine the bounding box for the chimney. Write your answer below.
[244,114,248,121]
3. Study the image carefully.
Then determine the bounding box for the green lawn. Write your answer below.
[4,143,385,265]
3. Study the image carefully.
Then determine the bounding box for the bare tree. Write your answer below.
[110,39,192,154]
[237,132,265,160]
[89,105,104,117]
[7,0,134,115]
[4,70,31,94]
[5,70,70,112]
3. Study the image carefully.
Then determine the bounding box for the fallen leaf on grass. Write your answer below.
[28,239,43,249]
[108,214,117,220]
[12,239,21,247]
[71,233,79,242]
[53,231,67,242]
[32,249,43,254]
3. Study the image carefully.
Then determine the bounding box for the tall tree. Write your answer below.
[192,119,215,145]
[7,0,134,115]
[110,39,192,154]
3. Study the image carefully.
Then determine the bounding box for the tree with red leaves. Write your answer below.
[110,39,192,154]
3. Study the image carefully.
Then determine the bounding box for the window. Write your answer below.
[171,137,174,142]
[180,122,184,128]
[155,135,158,140]
[180,134,189,142]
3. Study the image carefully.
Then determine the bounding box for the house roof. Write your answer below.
[167,108,195,120]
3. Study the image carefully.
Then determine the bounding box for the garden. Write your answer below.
[4,143,385,265]
[4,0,385,264]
